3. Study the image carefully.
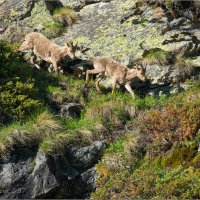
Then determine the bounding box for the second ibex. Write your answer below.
[85,57,147,97]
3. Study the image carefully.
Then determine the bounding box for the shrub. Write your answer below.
[0,41,45,125]
[92,84,200,200]
[0,40,20,63]
[161,142,198,168]
[0,79,41,124]
[137,103,200,157]
[93,140,200,199]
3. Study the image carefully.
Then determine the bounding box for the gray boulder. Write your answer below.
[59,0,111,10]
[0,140,107,198]
[60,103,83,119]
[145,64,179,86]
[66,141,107,169]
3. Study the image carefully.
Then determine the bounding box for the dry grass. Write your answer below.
[142,48,174,66]
[124,132,140,156]
[0,110,61,158]
[53,7,78,27]
[33,110,61,136]
[38,132,88,155]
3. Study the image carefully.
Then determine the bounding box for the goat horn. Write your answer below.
[69,41,73,45]
[141,64,146,70]
[66,41,73,47]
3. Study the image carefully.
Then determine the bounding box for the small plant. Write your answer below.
[53,7,78,27]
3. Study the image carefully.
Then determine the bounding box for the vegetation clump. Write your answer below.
[53,7,78,27]
[43,21,64,38]
[142,48,175,66]
[92,84,200,199]
[0,41,43,125]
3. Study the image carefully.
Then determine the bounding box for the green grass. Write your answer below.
[107,136,125,155]
[86,91,134,108]
[62,117,99,131]
[43,21,64,38]
[47,85,61,93]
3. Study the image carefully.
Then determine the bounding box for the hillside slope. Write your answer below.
[0,0,200,199]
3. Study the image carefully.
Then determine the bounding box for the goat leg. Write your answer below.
[30,55,41,69]
[85,69,104,87]
[95,77,102,92]
[125,83,135,97]
[85,70,91,87]
[48,64,54,72]
[52,61,59,75]
[112,79,117,94]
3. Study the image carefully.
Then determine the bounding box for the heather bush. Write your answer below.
[138,103,200,157]
[0,79,41,123]
[92,84,200,200]
[0,41,43,125]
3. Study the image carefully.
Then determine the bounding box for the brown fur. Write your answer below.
[19,32,77,73]
[85,57,146,97]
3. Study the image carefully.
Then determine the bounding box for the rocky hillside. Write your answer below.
[0,0,200,199]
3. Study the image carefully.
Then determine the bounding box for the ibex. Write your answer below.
[19,32,77,73]
[85,57,146,97]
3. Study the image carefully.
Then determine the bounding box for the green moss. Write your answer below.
[191,154,200,168]
[161,142,198,168]
[29,0,55,27]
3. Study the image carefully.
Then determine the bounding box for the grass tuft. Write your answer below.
[43,21,64,38]
[33,110,61,135]
[142,48,175,66]
[53,7,78,27]
[0,109,61,158]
